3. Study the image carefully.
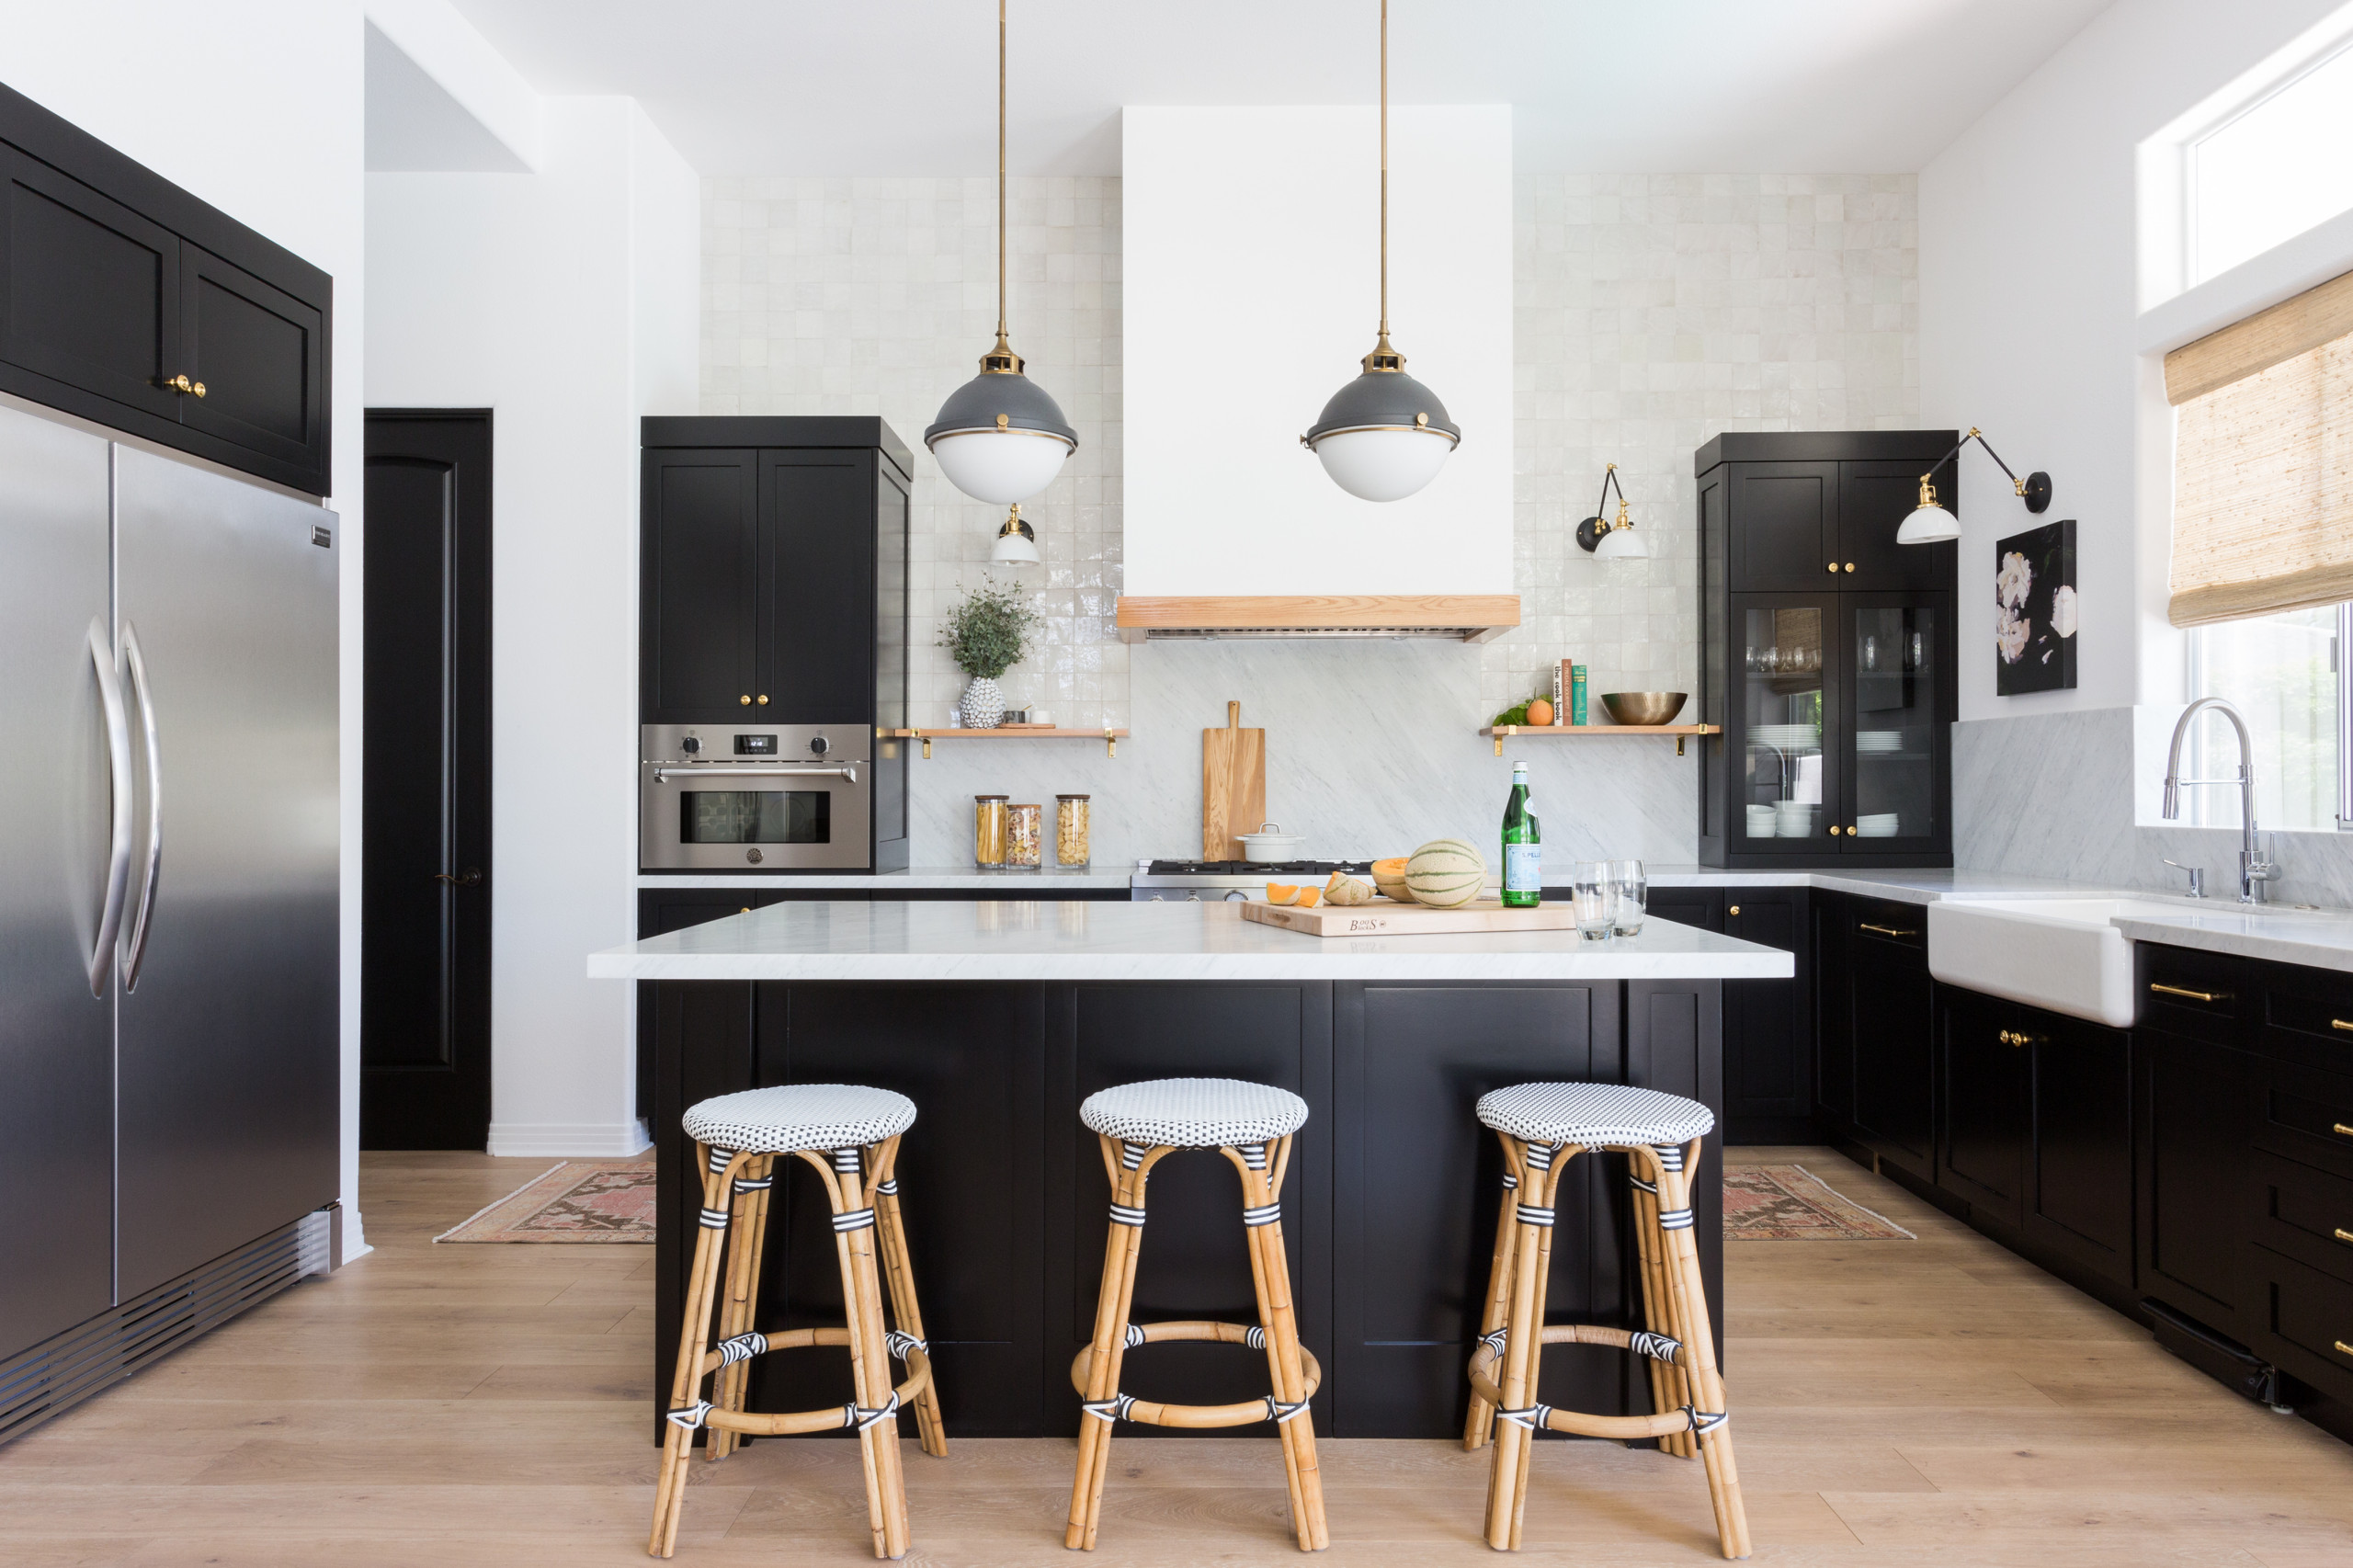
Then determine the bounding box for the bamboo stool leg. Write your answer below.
[1483,1136,1557,1552]
[1066,1139,1158,1551]
[868,1136,948,1459]
[811,1146,912,1561]
[706,1153,773,1462]
[650,1145,739,1559]
[1657,1143,1750,1561]
[1461,1160,1524,1450]
[1630,1157,1694,1460]
[1230,1138,1328,1552]
[1504,1148,1567,1552]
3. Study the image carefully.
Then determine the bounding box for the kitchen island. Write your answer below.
[590,900,1790,1441]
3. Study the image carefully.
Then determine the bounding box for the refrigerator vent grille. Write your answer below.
[0,1216,321,1447]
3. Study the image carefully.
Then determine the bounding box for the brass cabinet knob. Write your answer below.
[191,381,205,397]
[1728,904,1741,916]
[756,694,769,705]
[1845,562,1856,573]
[1828,824,1841,835]
[1828,562,1838,573]
[739,695,752,705]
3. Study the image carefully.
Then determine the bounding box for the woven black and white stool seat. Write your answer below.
[1080,1076,1309,1149]
[1474,1082,1713,1150]
[681,1084,916,1154]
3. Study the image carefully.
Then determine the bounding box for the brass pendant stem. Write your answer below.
[1378,0,1388,343]
[998,0,1007,346]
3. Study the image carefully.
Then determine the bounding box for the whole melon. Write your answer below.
[1404,839,1487,908]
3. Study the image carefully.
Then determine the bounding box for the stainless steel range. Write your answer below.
[1130,858,1377,902]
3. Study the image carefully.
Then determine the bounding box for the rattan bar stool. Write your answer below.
[1461,1083,1749,1559]
[648,1085,948,1561]
[1065,1076,1329,1553]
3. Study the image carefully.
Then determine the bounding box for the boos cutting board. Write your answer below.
[1240,898,1581,937]
[1200,699,1266,860]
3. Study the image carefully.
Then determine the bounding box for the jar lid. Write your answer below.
[974,793,1008,801]
[1057,793,1090,801]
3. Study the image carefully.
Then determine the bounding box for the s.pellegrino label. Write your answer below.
[1502,760,1540,907]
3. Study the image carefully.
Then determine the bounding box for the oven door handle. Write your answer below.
[652,764,858,784]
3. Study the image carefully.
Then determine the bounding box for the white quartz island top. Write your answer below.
[589,897,1796,983]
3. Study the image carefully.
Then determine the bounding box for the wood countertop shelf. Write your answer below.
[1481,722,1722,756]
[887,726,1128,758]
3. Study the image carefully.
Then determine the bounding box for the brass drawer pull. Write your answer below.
[2338,1340,2353,1358]
[2149,983,2230,1003]
[2336,1228,2353,1245]
[1859,922,1917,938]
[2336,1123,2353,1140]
[2334,1019,2353,1033]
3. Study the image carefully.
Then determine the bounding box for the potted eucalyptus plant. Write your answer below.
[937,575,1039,729]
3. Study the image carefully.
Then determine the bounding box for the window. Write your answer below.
[2192,39,2353,283]
[2185,606,2343,830]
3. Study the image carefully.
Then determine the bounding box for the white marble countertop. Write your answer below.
[2109,904,2353,974]
[588,898,1796,983]
[635,866,1135,891]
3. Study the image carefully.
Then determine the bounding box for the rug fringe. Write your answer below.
[433,1162,570,1244]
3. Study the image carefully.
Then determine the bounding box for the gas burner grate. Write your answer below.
[1144,859,1375,878]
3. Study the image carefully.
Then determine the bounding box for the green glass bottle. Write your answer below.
[1501,760,1540,908]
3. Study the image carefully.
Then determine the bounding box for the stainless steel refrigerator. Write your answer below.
[0,402,338,1436]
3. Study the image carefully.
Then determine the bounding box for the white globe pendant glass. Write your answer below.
[928,429,1072,506]
[1310,426,1455,503]
[1593,524,1647,560]
[1897,500,1960,544]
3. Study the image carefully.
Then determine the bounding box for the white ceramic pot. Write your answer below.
[961,676,1005,730]
[1237,822,1308,862]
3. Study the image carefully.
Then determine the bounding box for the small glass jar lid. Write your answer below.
[1056,793,1089,801]
[974,793,1008,801]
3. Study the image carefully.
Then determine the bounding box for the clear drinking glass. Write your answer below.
[1609,858,1646,936]
[1573,860,1615,941]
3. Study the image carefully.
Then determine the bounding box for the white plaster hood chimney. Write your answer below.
[1116,105,1517,642]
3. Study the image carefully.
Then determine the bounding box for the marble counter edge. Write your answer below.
[588,950,1797,982]
[2109,915,2353,974]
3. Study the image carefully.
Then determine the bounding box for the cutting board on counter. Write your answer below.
[1200,699,1265,860]
[1241,898,1579,937]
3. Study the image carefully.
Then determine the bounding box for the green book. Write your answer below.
[1570,665,1588,726]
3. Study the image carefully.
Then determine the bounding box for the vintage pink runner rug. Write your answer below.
[435,1160,657,1243]
[1723,1164,1915,1241]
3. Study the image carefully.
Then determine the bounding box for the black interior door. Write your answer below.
[178,243,325,479]
[361,412,493,1150]
[1936,989,2028,1223]
[760,450,874,722]
[0,149,181,425]
[641,448,759,722]
[1839,460,1952,590]
[1728,461,1838,591]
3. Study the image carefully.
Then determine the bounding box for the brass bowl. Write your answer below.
[1599,690,1688,726]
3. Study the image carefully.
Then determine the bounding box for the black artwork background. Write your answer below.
[1995,517,2077,695]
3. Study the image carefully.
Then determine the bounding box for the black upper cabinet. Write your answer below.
[0,86,331,494]
[640,419,914,729]
[1697,432,1958,869]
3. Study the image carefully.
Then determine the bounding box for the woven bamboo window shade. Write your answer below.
[2166,268,2353,627]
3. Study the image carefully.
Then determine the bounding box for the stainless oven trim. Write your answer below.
[639,757,871,871]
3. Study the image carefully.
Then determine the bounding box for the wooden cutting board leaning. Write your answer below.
[1200,699,1266,860]
[1240,899,1579,937]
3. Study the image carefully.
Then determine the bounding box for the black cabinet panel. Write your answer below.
[2255,1247,2353,1406]
[1729,462,1838,591]
[2026,1014,2132,1282]
[179,244,325,477]
[2249,1052,2353,1186]
[641,449,759,722]
[2252,1150,2353,1290]
[1938,988,2028,1222]
[1839,460,1952,590]
[1725,892,1810,1135]
[0,151,179,423]
[761,451,876,722]
[1812,894,1855,1131]
[1848,905,1932,1179]
[2138,1029,2251,1331]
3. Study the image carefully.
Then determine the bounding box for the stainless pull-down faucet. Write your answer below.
[2161,697,2279,903]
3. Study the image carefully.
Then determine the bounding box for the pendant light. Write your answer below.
[1897,426,2052,545]
[925,0,1076,507]
[1301,0,1461,502]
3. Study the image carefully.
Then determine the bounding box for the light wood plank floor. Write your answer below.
[3,1147,2349,1565]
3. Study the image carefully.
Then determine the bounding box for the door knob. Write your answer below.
[435,868,483,887]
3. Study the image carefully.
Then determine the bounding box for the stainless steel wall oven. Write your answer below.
[640,724,872,870]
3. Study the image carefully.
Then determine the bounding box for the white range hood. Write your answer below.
[1117,106,1517,642]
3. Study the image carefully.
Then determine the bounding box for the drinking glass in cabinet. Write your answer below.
[1742,606,1823,839]
[1852,604,1938,844]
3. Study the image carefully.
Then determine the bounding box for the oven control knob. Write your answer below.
[1187,892,1201,902]
[1224,890,1248,901]
[681,735,701,755]
[809,735,829,756]
[746,848,764,864]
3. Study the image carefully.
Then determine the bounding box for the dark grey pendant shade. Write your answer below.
[1302,366,1460,447]
[923,362,1079,449]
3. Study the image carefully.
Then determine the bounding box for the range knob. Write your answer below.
[1223,890,1248,902]
[809,735,829,756]
[681,735,701,755]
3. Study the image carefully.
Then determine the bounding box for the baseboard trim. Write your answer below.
[486,1120,654,1158]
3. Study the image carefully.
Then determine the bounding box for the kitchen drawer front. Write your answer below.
[2255,1248,2353,1407]
[2138,943,2247,1040]
[2253,1150,2353,1289]
[2254,957,2353,1073]
[2249,1054,2353,1184]
[1848,896,1926,955]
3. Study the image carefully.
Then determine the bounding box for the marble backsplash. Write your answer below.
[1954,706,2353,910]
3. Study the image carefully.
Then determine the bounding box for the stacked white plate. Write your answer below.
[1744,804,1778,838]
[1855,731,1905,754]
[1774,801,1818,837]
[1855,813,1900,837]
[1752,724,1820,751]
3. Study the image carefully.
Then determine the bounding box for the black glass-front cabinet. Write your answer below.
[1698,433,1958,868]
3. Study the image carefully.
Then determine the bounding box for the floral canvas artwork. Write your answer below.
[1994,517,2077,695]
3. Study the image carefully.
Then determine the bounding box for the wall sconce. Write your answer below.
[1574,463,1647,560]
[990,503,1040,565]
[1899,426,2052,545]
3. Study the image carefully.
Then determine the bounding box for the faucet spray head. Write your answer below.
[2161,777,2180,819]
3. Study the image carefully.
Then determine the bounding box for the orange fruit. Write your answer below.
[1266,883,1302,905]
[1527,698,1554,727]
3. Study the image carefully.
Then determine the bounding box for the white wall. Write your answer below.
[0,0,371,1252]
[369,99,698,1157]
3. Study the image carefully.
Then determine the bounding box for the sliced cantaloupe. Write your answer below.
[1295,887,1323,908]
[1324,870,1375,906]
[1370,857,1415,902]
[1266,883,1302,905]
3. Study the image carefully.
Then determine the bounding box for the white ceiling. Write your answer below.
[446,0,2114,176]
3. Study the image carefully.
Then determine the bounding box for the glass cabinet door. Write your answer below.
[1732,597,1839,851]
[1844,599,1942,851]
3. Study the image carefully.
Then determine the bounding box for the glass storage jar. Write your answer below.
[1055,794,1091,869]
[1006,803,1043,868]
[972,795,1009,868]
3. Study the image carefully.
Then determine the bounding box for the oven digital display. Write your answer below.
[734,733,779,756]
[679,790,831,845]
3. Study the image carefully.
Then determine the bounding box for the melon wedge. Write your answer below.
[1266,883,1302,905]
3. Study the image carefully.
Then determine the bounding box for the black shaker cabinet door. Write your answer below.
[760,450,876,722]
[641,449,761,722]
[2137,1029,2250,1333]
[178,244,326,479]
[1724,892,1811,1131]
[1839,460,1953,591]
[0,150,181,425]
[2025,1012,2132,1284]
[1728,462,1838,592]
[1936,988,2029,1224]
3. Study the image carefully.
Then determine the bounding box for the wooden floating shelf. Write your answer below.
[886,727,1129,758]
[1481,723,1721,757]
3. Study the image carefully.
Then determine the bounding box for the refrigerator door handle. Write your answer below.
[119,621,163,992]
[85,619,133,997]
